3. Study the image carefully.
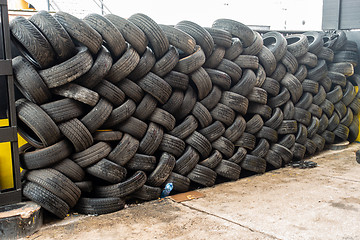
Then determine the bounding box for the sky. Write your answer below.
[10,0,323,30]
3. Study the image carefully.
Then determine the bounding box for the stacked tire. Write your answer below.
[11,11,360,219]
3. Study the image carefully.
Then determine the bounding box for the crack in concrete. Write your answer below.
[179,202,283,240]
[321,174,360,183]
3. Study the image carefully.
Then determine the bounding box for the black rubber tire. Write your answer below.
[205,68,230,91]
[278,134,296,149]
[176,20,214,58]
[199,150,223,169]
[281,51,298,74]
[163,172,191,193]
[319,76,333,93]
[271,143,293,164]
[116,117,148,140]
[52,83,99,107]
[312,134,326,152]
[348,118,359,142]
[261,77,280,97]
[313,86,327,106]
[327,113,340,132]
[230,69,257,97]
[152,46,179,77]
[291,143,306,160]
[23,181,69,219]
[318,46,334,62]
[308,104,323,119]
[333,124,350,140]
[334,101,347,119]
[71,142,112,168]
[298,52,318,68]
[105,14,148,55]
[340,108,354,127]
[327,85,343,104]
[224,38,243,60]
[16,99,61,148]
[185,131,212,158]
[128,13,169,59]
[26,168,80,208]
[321,130,335,144]
[103,99,136,128]
[200,86,222,110]
[163,71,189,91]
[169,115,198,140]
[307,117,320,138]
[327,71,346,87]
[305,138,317,155]
[198,120,226,142]
[234,132,256,150]
[106,46,140,83]
[228,147,247,164]
[302,79,319,95]
[342,82,356,106]
[147,153,176,187]
[20,140,72,170]
[255,65,267,87]
[242,31,263,56]
[191,68,213,99]
[148,108,176,131]
[220,91,248,115]
[286,34,309,58]
[294,65,308,83]
[158,133,186,158]
[138,122,164,155]
[320,99,335,118]
[162,90,184,116]
[333,51,359,67]
[54,11,102,55]
[203,45,226,69]
[93,80,125,107]
[283,101,295,120]
[174,45,206,74]
[277,120,298,135]
[281,73,303,103]
[75,46,113,89]
[12,56,52,105]
[160,24,196,55]
[245,114,264,134]
[349,98,360,115]
[52,158,85,182]
[40,98,84,124]
[293,107,311,126]
[138,72,172,105]
[224,115,246,142]
[86,159,127,184]
[174,146,200,175]
[271,63,287,82]
[10,16,56,69]
[268,88,290,109]
[128,47,156,81]
[187,164,217,187]
[251,138,270,158]
[265,149,282,168]
[233,55,259,70]
[58,118,94,152]
[296,124,308,145]
[192,102,213,128]
[215,160,241,181]
[210,103,236,127]
[75,197,125,215]
[83,13,126,59]
[304,31,323,55]
[131,185,161,201]
[93,131,123,142]
[212,136,235,158]
[265,108,284,129]
[256,126,278,143]
[257,46,277,75]
[75,181,93,193]
[125,154,157,172]
[318,114,329,134]
[263,31,287,61]
[295,92,313,109]
[94,171,147,198]
[240,154,266,173]
[328,62,354,77]
[81,98,113,133]
[247,102,269,117]
[212,18,255,47]
[217,59,242,84]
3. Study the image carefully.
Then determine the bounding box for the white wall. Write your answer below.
[23,0,323,30]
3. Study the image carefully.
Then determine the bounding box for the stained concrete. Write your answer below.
[23,143,360,240]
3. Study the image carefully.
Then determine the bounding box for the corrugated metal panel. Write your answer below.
[323,0,360,30]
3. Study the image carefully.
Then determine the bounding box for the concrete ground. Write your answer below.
[24,143,360,240]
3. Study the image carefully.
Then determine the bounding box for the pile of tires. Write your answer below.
[11,11,360,219]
